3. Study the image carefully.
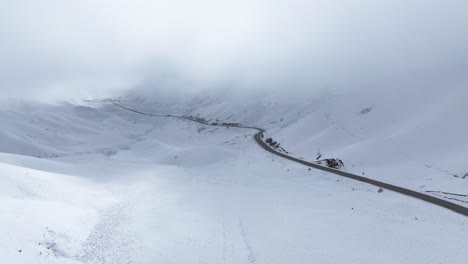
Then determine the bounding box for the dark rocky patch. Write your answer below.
[316,158,345,169]
[264,137,289,153]
[358,107,373,115]
[221,122,241,127]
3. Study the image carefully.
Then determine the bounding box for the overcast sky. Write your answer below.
[1,0,467,101]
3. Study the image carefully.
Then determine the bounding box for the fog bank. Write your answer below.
[1,0,467,101]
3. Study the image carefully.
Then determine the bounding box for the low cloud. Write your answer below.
[1,0,467,101]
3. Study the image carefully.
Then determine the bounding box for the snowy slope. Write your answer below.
[0,156,114,263]
[122,85,468,200]
[0,94,467,263]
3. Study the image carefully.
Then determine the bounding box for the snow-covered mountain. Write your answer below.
[118,86,468,198]
[0,87,466,263]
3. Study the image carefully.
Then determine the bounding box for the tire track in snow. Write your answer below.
[108,101,468,217]
[221,221,227,264]
[239,220,256,264]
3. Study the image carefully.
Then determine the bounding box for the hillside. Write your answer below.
[0,89,466,263]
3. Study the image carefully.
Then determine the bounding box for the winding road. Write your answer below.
[111,101,468,217]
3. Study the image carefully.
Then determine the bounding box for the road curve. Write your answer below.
[111,102,468,217]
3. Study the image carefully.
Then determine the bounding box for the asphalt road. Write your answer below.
[111,102,468,217]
